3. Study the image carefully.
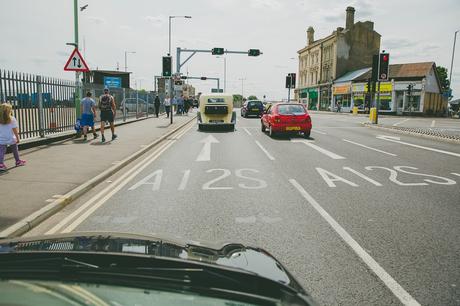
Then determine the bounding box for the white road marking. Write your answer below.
[342,139,397,156]
[52,195,63,198]
[316,167,358,187]
[451,173,460,177]
[430,120,436,127]
[255,140,275,160]
[243,128,252,136]
[377,135,460,158]
[343,167,382,186]
[178,169,191,190]
[45,199,55,203]
[196,135,219,162]
[128,169,163,191]
[392,118,410,126]
[312,129,327,135]
[289,179,421,306]
[291,139,346,160]
[46,124,194,235]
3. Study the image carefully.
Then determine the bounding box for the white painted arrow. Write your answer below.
[376,135,460,158]
[196,135,219,161]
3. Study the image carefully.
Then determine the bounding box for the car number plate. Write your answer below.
[209,120,224,123]
[251,108,259,111]
[286,126,301,131]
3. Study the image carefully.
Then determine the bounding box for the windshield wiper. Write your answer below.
[0,255,99,269]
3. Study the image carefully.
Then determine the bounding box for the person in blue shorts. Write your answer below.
[80,91,98,141]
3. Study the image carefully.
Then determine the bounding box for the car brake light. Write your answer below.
[305,116,311,123]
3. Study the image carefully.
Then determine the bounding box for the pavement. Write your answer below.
[19,109,460,305]
[0,112,195,235]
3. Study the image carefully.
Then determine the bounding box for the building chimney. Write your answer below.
[346,6,355,29]
[307,26,314,45]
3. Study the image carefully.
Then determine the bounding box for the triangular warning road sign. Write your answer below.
[64,48,90,72]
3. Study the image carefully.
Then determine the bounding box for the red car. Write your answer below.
[261,103,312,138]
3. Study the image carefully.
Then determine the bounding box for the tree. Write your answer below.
[233,94,243,107]
[248,95,258,100]
[436,66,450,92]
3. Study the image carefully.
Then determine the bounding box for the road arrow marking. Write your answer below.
[291,139,346,160]
[376,135,460,158]
[196,135,219,162]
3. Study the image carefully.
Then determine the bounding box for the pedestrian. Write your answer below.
[0,103,26,171]
[177,95,184,115]
[184,97,191,115]
[164,95,171,118]
[154,95,161,118]
[80,91,98,141]
[172,96,178,114]
[99,88,117,143]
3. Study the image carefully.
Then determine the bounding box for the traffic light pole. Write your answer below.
[376,81,381,124]
[182,76,221,91]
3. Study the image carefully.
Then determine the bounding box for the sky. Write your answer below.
[1,0,459,100]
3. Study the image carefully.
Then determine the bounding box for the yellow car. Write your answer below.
[197,94,236,131]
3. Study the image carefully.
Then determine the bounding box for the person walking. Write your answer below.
[164,95,171,118]
[176,95,184,115]
[0,103,26,171]
[80,91,98,141]
[154,95,161,118]
[99,88,117,143]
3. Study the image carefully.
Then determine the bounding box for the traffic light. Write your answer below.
[212,48,225,55]
[162,56,172,77]
[174,80,183,86]
[407,84,412,96]
[378,53,390,81]
[180,76,187,79]
[248,49,261,56]
[200,77,207,80]
[285,73,296,88]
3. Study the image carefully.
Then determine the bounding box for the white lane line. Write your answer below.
[255,140,275,160]
[291,139,346,160]
[430,120,436,127]
[376,135,460,158]
[392,118,410,126]
[312,129,327,135]
[451,173,460,177]
[46,124,194,235]
[243,128,252,136]
[289,179,421,306]
[342,139,397,157]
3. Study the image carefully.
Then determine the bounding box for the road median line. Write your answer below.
[0,115,196,239]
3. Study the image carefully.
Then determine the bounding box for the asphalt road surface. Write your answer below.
[27,111,460,306]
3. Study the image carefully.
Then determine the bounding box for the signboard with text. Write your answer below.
[104,77,122,88]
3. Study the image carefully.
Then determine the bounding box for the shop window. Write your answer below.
[395,91,404,109]
[404,91,421,112]
[380,97,392,110]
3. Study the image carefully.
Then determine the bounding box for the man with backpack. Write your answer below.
[99,88,117,143]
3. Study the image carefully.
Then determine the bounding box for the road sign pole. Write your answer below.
[74,0,81,120]
[376,81,381,124]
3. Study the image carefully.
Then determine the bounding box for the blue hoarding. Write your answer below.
[104,76,122,88]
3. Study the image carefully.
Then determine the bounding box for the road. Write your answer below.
[26,110,460,306]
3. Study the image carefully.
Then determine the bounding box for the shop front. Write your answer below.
[332,83,351,112]
[319,86,332,110]
[299,88,319,110]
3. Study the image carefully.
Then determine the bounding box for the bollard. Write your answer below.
[352,106,358,115]
[369,107,377,123]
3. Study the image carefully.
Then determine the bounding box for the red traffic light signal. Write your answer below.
[382,54,389,62]
[378,53,390,81]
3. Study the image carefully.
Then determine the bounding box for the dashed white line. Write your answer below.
[377,135,460,158]
[289,179,421,306]
[243,128,252,136]
[255,140,275,160]
[392,118,410,126]
[291,139,346,160]
[451,173,460,177]
[342,139,397,156]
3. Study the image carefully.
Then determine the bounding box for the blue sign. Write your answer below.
[104,77,122,88]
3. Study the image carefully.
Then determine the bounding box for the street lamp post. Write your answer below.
[238,77,246,100]
[217,56,227,92]
[124,51,136,72]
[73,0,81,119]
[449,30,459,99]
[168,15,192,124]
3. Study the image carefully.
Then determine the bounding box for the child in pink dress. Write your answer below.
[0,103,26,171]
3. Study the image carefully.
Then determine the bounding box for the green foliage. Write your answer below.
[248,95,258,100]
[233,94,243,107]
[436,66,450,91]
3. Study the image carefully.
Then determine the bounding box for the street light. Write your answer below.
[449,30,459,99]
[168,15,192,124]
[216,56,227,92]
[238,77,246,98]
[124,51,136,72]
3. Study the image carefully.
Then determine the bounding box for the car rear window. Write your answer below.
[207,98,226,103]
[277,105,306,115]
[248,101,262,107]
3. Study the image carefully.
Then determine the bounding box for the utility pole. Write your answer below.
[239,78,246,99]
[449,30,459,100]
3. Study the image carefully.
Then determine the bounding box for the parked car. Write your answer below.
[261,103,312,138]
[241,100,264,118]
[120,98,154,113]
[197,93,236,131]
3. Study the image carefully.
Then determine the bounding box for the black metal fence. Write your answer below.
[0,69,163,140]
[0,69,76,139]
